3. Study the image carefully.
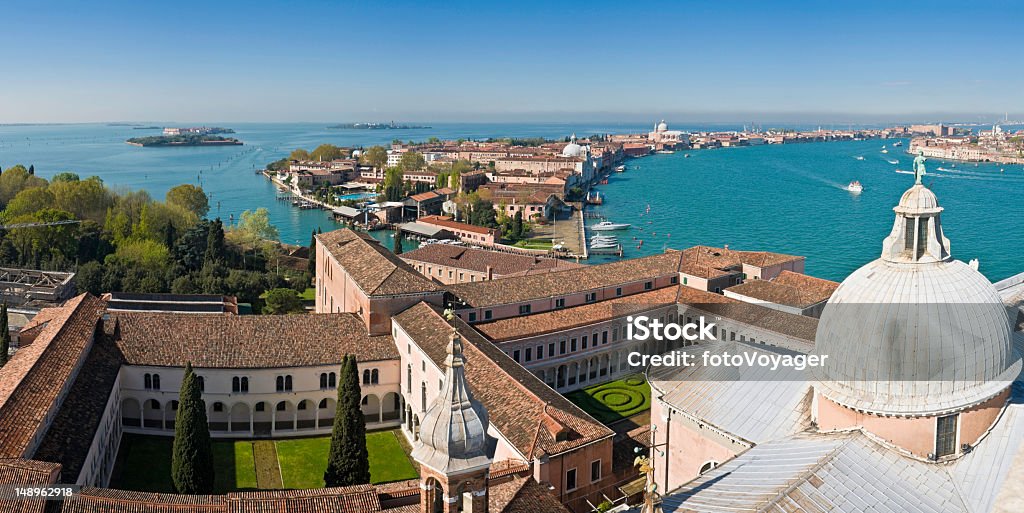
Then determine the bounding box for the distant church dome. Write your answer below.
[562,133,583,157]
[657,120,668,132]
[812,173,1020,416]
[351,149,362,158]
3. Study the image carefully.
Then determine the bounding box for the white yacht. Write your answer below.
[854,156,865,161]
[847,180,864,193]
[591,221,631,231]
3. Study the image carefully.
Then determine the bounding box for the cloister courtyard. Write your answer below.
[110,429,418,493]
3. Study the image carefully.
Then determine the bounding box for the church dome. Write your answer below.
[562,133,583,157]
[657,120,668,132]
[812,178,1020,416]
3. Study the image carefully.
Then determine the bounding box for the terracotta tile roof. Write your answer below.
[59,488,227,513]
[676,286,819,343]
[0,458,60,513]
[400,245,582,278]
[35,332,123,482]
[114,312,396,368]
[725,270,839,308]
[682,245,803,270]
[316,229,444,297]
[0,294,105,459]
[417,216,494,236]
[394,303,613,459]
[474,287,679,342]
[491,476,571,513]
[224,485,381,512]
[409,191,439,202]
[447,251,684,308]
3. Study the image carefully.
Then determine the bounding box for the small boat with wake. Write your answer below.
[847,181,864,193]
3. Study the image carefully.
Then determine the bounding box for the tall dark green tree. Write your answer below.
[324,355,370,486]
[512,209,524,239]
[205,217,225,262]
[27,165,34,175]
[0,302,9,367]
[393,230,403,255]
[172,362,215,494]
[308,230,317,275]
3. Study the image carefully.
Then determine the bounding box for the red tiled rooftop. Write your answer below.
[316,229,444,297]
[418,216,494,236]
[114,312,397,368]
[400,245,581,277]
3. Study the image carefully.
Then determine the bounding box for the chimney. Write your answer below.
[486,266,493,281]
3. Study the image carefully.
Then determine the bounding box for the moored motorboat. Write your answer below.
[591,221,631,231]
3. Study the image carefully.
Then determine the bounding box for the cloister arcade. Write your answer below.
[121,391,405,438]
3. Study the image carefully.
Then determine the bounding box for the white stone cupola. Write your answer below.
[880,180,951,264]
[412,328,492,513]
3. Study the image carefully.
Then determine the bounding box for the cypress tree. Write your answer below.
[28,165,34,175]
[513,209,524,239]
[324,355,370,486]
[393,230,403,255]
[0,302,9,367]
[206,218,225,262]
[172,362,215,494]
[308,230,317,275]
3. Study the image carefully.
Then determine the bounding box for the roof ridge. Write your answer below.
[758,433,855,512]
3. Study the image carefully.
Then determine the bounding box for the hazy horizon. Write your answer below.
[2,1,1022,124]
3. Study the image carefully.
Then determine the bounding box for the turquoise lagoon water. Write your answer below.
[1,123,1021,281]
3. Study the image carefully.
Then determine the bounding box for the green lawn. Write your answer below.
[565,374,652,425]
[300,287,316,301]
[512,239,553,250]
[112,430,417,493]
[113,435,259,493]
[276,431,419,488]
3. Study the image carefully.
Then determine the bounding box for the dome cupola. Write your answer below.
[812,156,1020,418]
[562,133,583,158]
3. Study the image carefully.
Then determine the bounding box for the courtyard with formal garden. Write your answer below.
[111,429,418,493]
[565,374,652,425]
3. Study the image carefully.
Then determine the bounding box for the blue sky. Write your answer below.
[1,0,1021,123]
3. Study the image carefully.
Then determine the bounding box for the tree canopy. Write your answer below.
[166,184,210,218]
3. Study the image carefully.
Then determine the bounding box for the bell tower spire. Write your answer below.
[411,318,491,513]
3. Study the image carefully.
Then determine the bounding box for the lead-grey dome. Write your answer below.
[812,181,1021,416]
[411,330,491,474]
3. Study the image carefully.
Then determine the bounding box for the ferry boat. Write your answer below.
[847,181,864,193]
[591,221,631,231]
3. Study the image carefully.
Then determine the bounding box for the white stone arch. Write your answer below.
[361,393,381,423]
[600,353,610,378]
[121,398,142,428]
[296,399,317,429]
[569,362,579,386]
[381,392,401,422]
[142,399,162,429]
[207,401,230,431]
[318,397,337,429]
[229,402,252,434]
[252,401,272,436]
[556,364,567,389]
[273,400,296,431]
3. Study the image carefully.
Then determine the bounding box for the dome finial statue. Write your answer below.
[913,150,927,184]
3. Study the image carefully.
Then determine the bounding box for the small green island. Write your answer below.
[126,134,243,147]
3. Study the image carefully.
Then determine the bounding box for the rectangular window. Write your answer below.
[936,414,958,457]
[644,281,653,290]
[570,338,577,352]
[559,340,566,354]
[615,287,622,296]
[519,304,532,315]
[555,298,566,309]
[602,331,608,344]
[566,469,577,491]
[671,276,678,284]
[536,345,543,360]
[484,310,493,320]
[582,336,588,349]
[468,312,477,322]
[513,350,521,362]
[549,343,556,357]
[525,347,532,361]
[683,277,688,285]
[585,292,596,303]
[591,460,601,482]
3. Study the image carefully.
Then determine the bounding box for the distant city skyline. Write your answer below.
[2,0,1022,123]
